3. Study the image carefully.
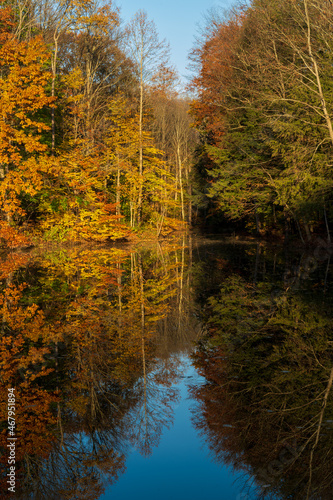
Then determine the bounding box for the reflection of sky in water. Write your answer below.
[100,357,255,500]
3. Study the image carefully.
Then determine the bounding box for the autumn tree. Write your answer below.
[36,150,132,242]
[149,67,197,225]
[124,10,170,224]
[0,1,191,244]
[102,93,142,225]
[0,3,53,245]
[188,6,248,228]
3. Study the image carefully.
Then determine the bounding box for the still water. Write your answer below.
[101,358,248,500]
[0,237,332,499]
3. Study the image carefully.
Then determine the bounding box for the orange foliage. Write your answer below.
[0,21,53,221]
[0,36,52,164]
[0,280,58,491]
[189,13,244,143]
[0,253,29,280]
[0,284,54,383]
[0,1,14,45]
[0,221,30,248]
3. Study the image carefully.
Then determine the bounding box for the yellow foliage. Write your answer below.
[38,150,133,241]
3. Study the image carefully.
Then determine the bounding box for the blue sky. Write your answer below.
[117,0,236,84]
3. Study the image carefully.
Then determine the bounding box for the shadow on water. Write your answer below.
[0,236,332,499]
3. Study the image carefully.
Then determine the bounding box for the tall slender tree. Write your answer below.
[125,10,170,223]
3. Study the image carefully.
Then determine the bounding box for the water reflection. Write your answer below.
[0,241,199,498]
[191,241,333,500]
[1,238,333,499]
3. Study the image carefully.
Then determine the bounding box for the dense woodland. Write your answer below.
[0,0,196,247]
[2,1,333,496]
[1,0,333,246]
[190,0,333,242]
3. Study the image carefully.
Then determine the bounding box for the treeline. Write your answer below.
[0,0,196,246]
[190,0,333,241]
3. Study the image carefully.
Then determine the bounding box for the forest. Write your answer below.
[1,2,333,496]
[190,0,333,242]
[1,0,333,246]
[0,0,196,247]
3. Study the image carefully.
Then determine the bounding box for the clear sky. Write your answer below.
[117,0,236,85]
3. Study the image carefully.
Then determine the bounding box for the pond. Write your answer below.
[0,237,332,499]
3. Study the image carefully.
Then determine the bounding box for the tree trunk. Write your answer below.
[304,0,333,145]
[137,46,144,224]
[177,144,185,222]
[51,31,59,153]
[116,158,121,218]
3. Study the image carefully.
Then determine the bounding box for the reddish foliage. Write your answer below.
[189,11,245,143]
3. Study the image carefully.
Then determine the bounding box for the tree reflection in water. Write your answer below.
[2,239,333,499]
[191,242,333,500]
[0,241,199,499]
